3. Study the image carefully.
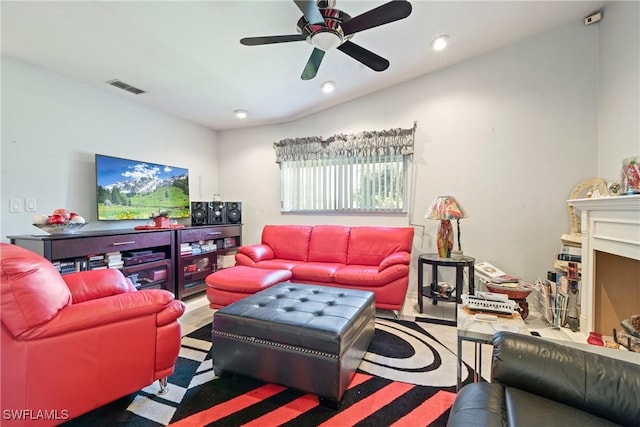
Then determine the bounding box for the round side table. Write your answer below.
[417,253,475,321]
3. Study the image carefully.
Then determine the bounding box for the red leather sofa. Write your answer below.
[0,243,185,427]
[234,225,414,310]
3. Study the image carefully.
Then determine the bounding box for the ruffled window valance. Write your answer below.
[273,123,416,163]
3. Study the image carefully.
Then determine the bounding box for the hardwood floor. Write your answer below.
[180,293,213,336]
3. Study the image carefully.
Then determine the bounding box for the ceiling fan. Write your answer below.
[240,0,413,80]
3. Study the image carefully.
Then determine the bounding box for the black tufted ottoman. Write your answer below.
[212,282,375,404]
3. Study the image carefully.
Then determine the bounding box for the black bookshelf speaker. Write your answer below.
[225,202,242,224]
[191,201,211,226]
[210,202,225,224]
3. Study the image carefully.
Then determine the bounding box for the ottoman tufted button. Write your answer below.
[299,298,308,302]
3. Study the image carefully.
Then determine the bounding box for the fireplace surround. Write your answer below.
[569,195,640,339]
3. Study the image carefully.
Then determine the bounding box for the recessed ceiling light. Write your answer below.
[234,110,248,119]
[432,35,449,51]
[321,81,335,94]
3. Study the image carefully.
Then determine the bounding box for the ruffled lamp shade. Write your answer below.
[426,196,468,259]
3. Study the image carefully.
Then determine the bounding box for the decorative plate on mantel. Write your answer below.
[567,178,608,234]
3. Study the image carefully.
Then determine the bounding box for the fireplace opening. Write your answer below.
[594,250,640,335]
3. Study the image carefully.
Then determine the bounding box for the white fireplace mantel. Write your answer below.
[569,194,640,335]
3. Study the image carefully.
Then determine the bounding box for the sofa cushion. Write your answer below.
[1,243,72,337]
[347,227,414,266]
[333,264,409,287]
[291,262,343,283]
[504,386,615,427]
[255,259,304,271]
[308,225,350,264]
[206,266,292,293]
[262,225,312,261]
[448,382,616,427]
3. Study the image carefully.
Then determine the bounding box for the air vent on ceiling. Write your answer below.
[106,79,146,95]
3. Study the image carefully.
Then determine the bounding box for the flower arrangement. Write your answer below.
[150,209,170,218]
[150,209,171,227]
[622,156,640,194]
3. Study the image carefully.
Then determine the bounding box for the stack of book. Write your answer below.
[105,251,123,269]
[554,234,582,273]
[88,254,107,270]
[54,260,78,274]
[180,243,192,255]
[201,240,216,252]
[556,244,582,263]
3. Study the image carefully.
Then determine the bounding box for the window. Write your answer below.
[275,126,415,214]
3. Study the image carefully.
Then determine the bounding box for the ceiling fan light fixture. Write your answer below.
[310,30,343,52]
[432,35,449,51]
[234,109,248,119]
[321,81,336,93]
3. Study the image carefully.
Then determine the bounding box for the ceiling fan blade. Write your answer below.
[301,48,325,80]
[341,0,412,36]
[294,0,326,25]
[240,34,307,46]
[337,41,389,71]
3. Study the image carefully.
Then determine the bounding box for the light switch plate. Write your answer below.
[10,198,22,212]
[25,198,37,212]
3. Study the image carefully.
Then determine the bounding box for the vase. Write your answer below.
[436,220,453,258]
[153,216,170,228]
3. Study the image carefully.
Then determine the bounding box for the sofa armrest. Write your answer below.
[378,251,410,272]
[492,331,640,425]
[157,299,186,326]
[447,383,505,427]
[237,244,275,263]
[18,289,179,340]
[63,269,136,303]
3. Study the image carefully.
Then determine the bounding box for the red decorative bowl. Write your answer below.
[484,282,534,300]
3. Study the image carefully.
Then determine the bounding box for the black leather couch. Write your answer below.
[448,332,640,427]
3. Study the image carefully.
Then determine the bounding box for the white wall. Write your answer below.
[1,56,219,238]
[597,1,640,179]
[218,21,601,287]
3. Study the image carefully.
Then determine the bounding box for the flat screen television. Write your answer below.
[95,154,190,220]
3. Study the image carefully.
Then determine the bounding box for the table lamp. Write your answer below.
[426,196,468,259]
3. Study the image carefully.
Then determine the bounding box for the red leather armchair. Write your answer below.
[0,243,185,426]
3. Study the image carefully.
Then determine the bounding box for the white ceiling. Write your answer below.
[1,0,608,131]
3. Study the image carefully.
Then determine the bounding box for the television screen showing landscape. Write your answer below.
[95,154,190,220]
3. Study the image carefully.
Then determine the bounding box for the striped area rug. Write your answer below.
[64,318,470,426]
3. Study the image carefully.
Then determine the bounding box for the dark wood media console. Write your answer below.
[175,225,242,299]
[8,224,241,300]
